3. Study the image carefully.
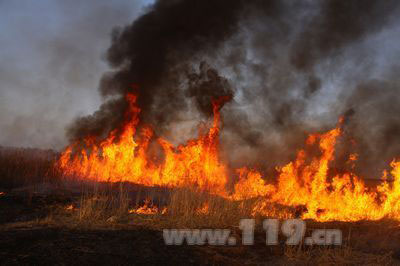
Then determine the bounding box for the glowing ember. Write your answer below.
[196,203,209,215]
[129,199,165,215]
[0,192,5,196]
[58,93,400,222]
[65,204,74,211]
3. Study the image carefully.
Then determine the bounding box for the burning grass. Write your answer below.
[57,93,400,223]
[1,172,400,264]
[2,95,400,264]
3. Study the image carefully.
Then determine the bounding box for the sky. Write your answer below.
[0,0,153,149]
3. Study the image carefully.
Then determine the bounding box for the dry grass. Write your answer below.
[1,184,399,265]
[0,146,59,189]
[77,188,130,224]
[165,188,255,228]
[1,147,399,264]
[65,186,258,229]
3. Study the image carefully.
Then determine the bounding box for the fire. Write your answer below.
[129,199,166,215]
[232,168,275,200]
[58,92,400,222]
[65,204,74,211]
[59,93,228,194]
[196,202,210,215]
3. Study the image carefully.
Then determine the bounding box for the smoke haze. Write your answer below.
[0,0,150,148]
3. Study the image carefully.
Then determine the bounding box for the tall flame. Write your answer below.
[58,93,400,222]
[59,93,228,194]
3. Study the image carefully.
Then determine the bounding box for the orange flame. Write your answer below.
[129,199,165,215]
[196,202,210,215]
[65,204,74,211]
[59,93,227,194]
[58,93,400,222]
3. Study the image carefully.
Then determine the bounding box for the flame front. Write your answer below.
[58,93,400,222]
[59,93,227,194]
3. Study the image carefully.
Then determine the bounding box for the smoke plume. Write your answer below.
[68,0,400,179]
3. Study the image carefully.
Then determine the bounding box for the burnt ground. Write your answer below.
[0,190,204,265]
[0,189,399,265]
[0,227,203,265]
[0,191,285,266]
[0,189,280,266]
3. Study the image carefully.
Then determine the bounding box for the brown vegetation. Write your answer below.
[0,148,399,265]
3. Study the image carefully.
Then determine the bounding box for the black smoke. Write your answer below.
[67,0,256,139]
[67,0,400,179]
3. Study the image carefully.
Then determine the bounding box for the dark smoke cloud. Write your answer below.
[337,78,400,178]
[68,0,400,179]
[67,0,280,140]
[186,62,233,117]
[290,0,398,71]
[217,0,400,175]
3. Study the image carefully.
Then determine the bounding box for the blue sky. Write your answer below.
[0,0,154,148]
